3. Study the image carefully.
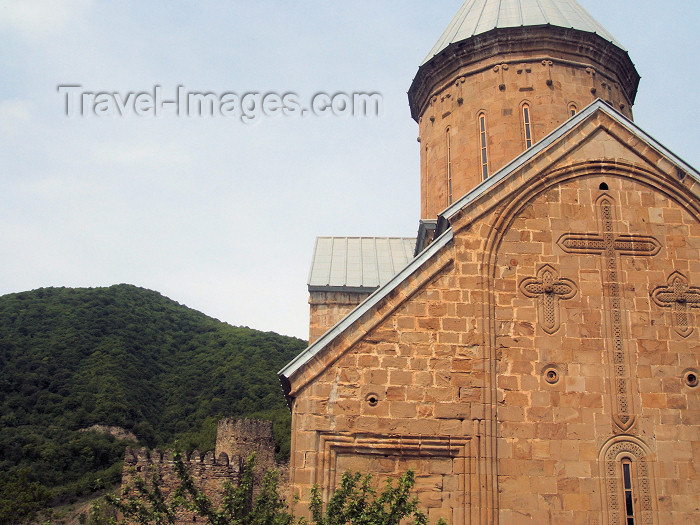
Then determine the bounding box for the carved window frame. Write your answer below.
[599,437,657,525]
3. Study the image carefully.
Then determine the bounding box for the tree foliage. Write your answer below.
[0,468,50,525]
[100,453,439,525]
[0,284,306,519]
[310,471,429,525]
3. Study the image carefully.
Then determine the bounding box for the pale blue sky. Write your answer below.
[0,1,698,339]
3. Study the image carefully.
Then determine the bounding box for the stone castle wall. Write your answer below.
[215,418,276,480]
[120,419,277,524]
[121,448,240,524]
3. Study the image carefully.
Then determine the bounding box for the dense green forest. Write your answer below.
[0,284,306,521]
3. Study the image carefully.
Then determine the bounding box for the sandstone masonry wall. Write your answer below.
[309,291,371,344]
[288,119,700,524]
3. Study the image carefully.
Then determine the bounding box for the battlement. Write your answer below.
[120,419,278,524]
[215,418,276,475]
[216,418,274,447]
[124,447,235,468]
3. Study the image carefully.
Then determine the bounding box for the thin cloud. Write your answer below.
[0,0,94,39]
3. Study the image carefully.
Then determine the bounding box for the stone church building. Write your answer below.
[280,0,699,523]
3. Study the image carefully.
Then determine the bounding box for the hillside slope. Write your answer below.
[0,284,305,518]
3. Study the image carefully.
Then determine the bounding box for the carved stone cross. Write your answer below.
[517,63,533,90]
[651,271,700,337]
[520,264,577,335]
[557,195,662,432]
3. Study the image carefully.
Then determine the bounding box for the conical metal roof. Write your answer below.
[423,0,624,65]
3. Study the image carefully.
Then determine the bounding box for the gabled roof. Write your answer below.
[282,228,454,384]
[423,0,624,66]
[437,100,699,231]
[308,237,416,293]
[280,100,699,392]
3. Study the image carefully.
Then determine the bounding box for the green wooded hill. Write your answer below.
[0,284,306,516]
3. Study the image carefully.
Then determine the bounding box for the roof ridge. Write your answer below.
[283,228,455,382]
[539,0,559,24]
[289,102,699,388]
[289,102,699,391]
[437,99,700,225]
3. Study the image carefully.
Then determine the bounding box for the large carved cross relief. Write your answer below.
[557,194,662,432]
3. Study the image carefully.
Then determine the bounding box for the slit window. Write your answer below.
[569,104,577,117]
[479,114,488,180]
[446,128,453,204]
[522,104,533,149]
[622,459,635,525]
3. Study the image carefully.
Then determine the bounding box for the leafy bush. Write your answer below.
[310,471,429,525]
[98,453,442,525]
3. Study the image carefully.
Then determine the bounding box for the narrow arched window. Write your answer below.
[446,128,453,204]
[522,104,533,149]
[601,440,653,525]
[479,114,488,180]
[569,103,578,117]
[622,458,636,524]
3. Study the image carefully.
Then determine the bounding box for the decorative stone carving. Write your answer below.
[651,271,700,337]
[557,195,662,432]
[519,264,577,334]
[316,433,471,524]
[600,438,656,525]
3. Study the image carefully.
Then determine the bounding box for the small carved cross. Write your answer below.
[651,271,700,337]
[517,63,533,91]
[520,264,577,335]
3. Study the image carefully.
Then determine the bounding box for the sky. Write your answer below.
[0,1,698,340]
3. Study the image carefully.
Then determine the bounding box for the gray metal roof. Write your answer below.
[423,0,624,65]
[308,237,416,293]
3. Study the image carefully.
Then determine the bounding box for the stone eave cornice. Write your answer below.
[408,25,640,122]
[279,227,455,405]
